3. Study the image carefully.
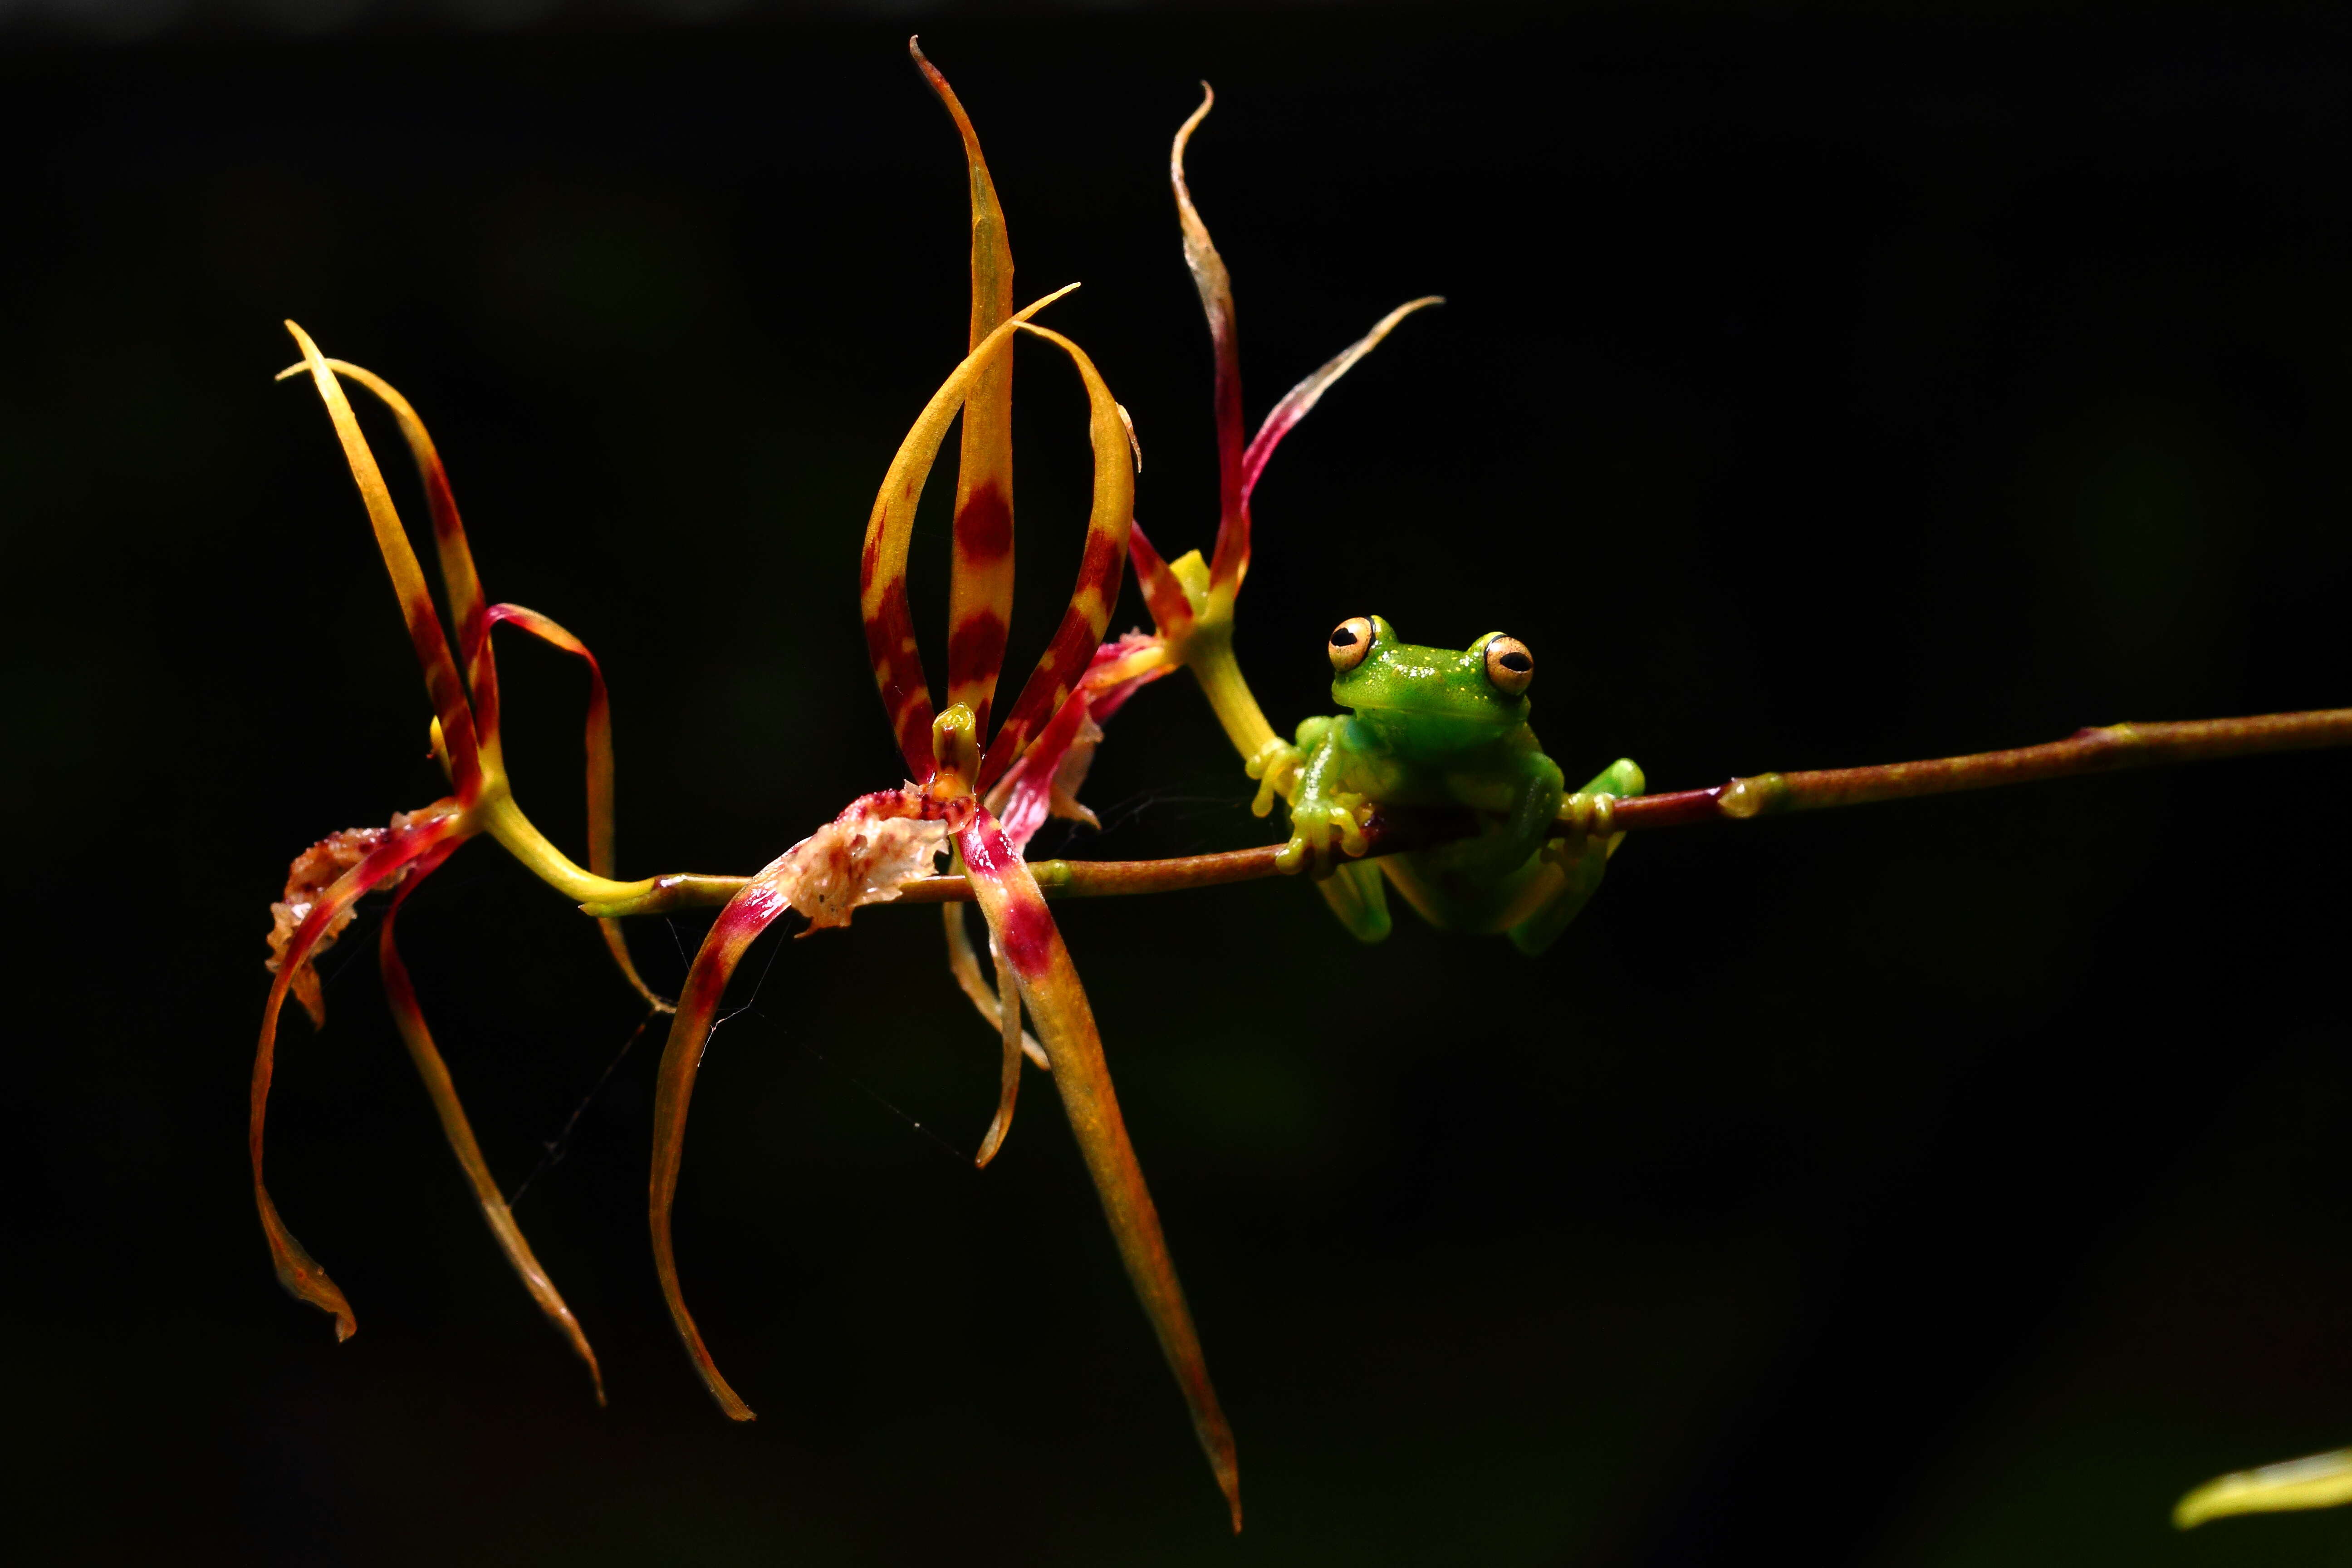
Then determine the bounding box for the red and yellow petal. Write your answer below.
[377,837,606,1403]
[861,288,1078,777]
[281,324,487,798]
[912,40,1022,741]
[252,799,470,1339]
[953,801,1242,1530]
[975,324,1137,790]
[485,603,667,1010]
[1238,296,1442,506]
[1170,88,1250,598]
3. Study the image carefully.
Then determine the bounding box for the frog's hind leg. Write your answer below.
[1507,757,1643,956]
[1316,857,1392,943]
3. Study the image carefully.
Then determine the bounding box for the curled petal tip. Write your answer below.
[2174,1447,2352,1528]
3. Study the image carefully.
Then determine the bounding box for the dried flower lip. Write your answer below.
[763,787,951,936]
[265,803,460,1029]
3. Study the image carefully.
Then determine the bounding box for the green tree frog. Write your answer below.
[1274,615,1642,955]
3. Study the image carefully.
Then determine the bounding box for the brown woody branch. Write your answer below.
[1608,708,2352,831]
[585,708,2352,915]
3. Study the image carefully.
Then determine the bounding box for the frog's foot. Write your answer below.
[1277,793,1371,874]
[1245,737,1305,818]
[1550,790,1620,860]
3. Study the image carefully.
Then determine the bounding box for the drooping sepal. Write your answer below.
[377,837,607,1403]
[952,800,1242,1530]
[649,787,948,1416]
[252,799,470,1340]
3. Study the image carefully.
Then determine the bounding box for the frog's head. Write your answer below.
[1326,614,1535,749]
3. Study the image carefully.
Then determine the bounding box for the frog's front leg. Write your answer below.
[1268,715,1390,941]
[1506,757,1644,956]
[1276,715,1372,874]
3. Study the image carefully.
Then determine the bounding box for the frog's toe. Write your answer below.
[1552,790,1620,856]
[1277,801,1361,875]
[1246,739,1304,818]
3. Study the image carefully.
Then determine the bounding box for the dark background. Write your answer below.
[7,3,2352,1563]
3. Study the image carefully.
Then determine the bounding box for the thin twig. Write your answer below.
[1610,708,2352,831]
[583,707,2352,913]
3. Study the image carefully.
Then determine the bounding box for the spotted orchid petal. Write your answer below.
[973,324,1138,790]
[252,800,470,1339]
[377,837,606,1403]
[862,289,1079,777]
[912,41,1022,743]
[953,800,1242,1531]
[650,788,946,1416]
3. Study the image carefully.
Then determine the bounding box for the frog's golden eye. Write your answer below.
[1328,616,1376,673]
[1483,634,1534,696]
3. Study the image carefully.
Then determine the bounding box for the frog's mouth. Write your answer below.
[1348,697,1521,721]
[1344,701,1528,747]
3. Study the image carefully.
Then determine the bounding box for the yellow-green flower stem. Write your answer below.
[1151,549,1304,828]
[476,792,662,907]
[1180,622,1281,774]
[429,714,668,907]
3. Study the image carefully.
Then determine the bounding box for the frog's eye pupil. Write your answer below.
[1329,616,1376,672]
[1498,651,1531,673]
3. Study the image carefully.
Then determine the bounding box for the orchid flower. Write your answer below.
[621,41,1241,1531]
[255,328,698,1400]
[967,83,1444,868]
